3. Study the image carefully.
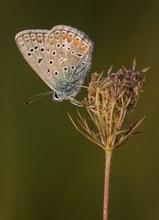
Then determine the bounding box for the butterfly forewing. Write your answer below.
[15,29,55,89]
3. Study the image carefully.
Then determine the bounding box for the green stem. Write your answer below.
[103,150,112,220]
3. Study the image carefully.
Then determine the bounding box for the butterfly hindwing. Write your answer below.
[45,25,93,91]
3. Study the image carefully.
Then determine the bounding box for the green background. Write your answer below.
[1,0,159,219]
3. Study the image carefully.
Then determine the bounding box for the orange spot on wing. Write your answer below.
[49,39,54,45]
[37,34,43,42]
[37,38,42,42]
[30,34,36,41]
[67,34,73,42]
[61,32,67,39]
[83,45,89,52]
[46,44,50,51]
[54,32,60,39]
[81,41,86,49]
[74,38,81,46]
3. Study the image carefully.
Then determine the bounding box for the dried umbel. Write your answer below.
[69,61,149,151]
[69,61,149,220]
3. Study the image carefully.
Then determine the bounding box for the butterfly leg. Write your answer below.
[69,97,83,107]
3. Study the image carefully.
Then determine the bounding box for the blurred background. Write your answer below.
[0,0,159,219]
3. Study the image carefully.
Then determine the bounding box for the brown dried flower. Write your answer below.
[69,60,149,151]
[68,60,149,220]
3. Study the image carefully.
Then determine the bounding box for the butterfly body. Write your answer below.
[15,25,93,101]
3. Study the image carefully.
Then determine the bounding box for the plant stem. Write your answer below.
[103,150,112,220]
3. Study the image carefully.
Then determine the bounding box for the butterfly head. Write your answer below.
[52,83,80,101]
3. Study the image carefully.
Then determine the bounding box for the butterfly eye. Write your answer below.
[40,48,44,52]
[27,52,31,56]
[30,48,34,52]
[81,61,85,66]
[34,45,38,49]
[54,92,60,100]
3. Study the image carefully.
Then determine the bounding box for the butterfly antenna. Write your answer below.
[22,91,53,105]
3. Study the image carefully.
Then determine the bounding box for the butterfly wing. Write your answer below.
[44,25,93,94]
[15,29,54,90]
[15,25,93,99]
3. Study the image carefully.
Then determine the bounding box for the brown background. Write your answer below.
[0,0,159,219]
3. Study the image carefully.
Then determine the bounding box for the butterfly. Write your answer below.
[15,25,93,104]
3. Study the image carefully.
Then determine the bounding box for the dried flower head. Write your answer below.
[69,60,149,151]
